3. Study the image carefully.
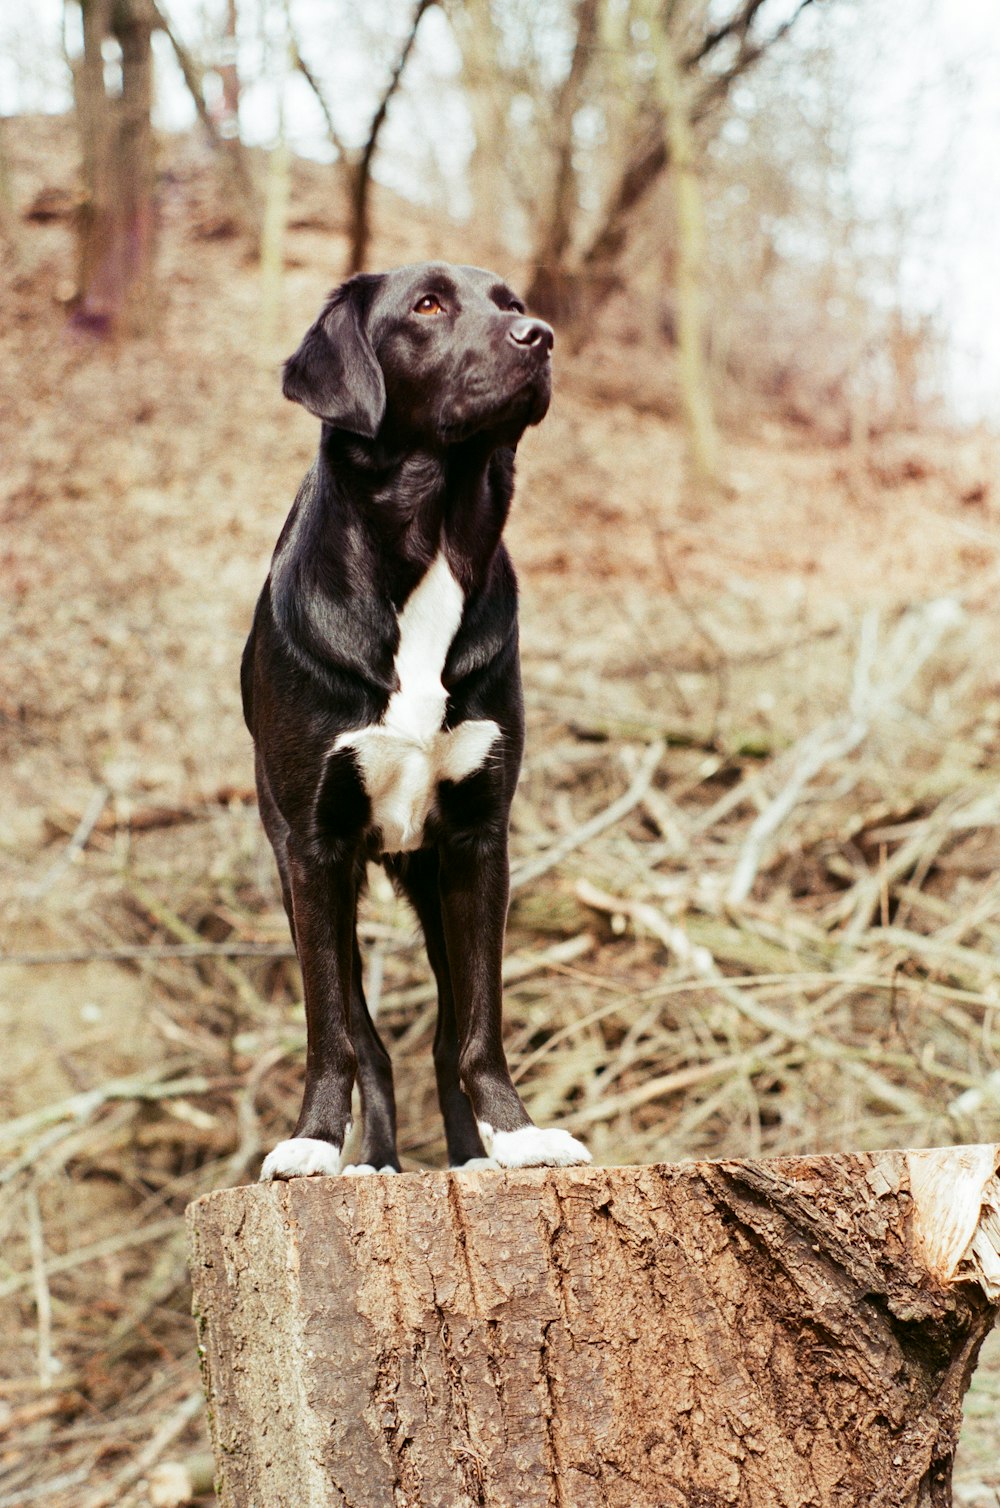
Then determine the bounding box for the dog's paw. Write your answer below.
[450,1156,500,1172]
[260,1137,343,1181]
[477,1123,592,1169]
[341,1163,399,1177]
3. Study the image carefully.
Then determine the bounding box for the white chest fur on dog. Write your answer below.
[336,551,500,851]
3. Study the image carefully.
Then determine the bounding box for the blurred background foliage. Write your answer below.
[3,0,997,439]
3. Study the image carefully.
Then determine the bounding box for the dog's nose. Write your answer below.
[508,317,554,352]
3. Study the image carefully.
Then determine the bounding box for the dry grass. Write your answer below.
[2,115,1000,1505]
[5,588,1000,1504]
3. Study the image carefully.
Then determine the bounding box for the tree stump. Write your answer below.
[186,1146,1000,1508]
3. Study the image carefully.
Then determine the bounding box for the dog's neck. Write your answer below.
[270,430,519,682]
[315,428,516,596]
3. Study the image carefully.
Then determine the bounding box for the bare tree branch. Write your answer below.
[283,0,349,172]
[685,0,771,68]
[147,0,217,144]
[348,0,436,271]
[691,0,818,118]
[573,0,819,317]
[148,0,258,229]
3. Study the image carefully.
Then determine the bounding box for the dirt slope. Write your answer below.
[2,114,999,1506]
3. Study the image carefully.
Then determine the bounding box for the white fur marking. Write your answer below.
[440,720,502,783]
[336,551,500,851]
[342,1163,399,1176]
[260,1137,343,1181]
[477,1122,592,1169]
[387,551,463,742]
[450,1156,500,1171]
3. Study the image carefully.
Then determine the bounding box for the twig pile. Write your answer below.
[4,592,1000,1504]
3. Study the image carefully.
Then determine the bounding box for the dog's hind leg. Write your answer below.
[393,851,492,1168]
[342,934,401,1174]
[259,851,359,1180]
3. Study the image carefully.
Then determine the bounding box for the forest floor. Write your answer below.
[2,115,1000,1505]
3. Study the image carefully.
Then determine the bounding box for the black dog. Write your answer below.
[242,262,591,1179]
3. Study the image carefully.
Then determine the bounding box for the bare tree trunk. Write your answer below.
[219,0,240,125]
[648,3,722,490]
[213,0,259,231]
[450,0,508,239]
[0,115,20,264]
[188,1145,1000,1507]
[569,120,669,331]
[259,99,291,352]
[72,0,156,335]
[523,0,601,325]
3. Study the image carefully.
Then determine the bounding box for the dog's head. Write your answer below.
[282,262,553,447]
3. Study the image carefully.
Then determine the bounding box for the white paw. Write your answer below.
[450,1157,500,1171]
[260,1137,343,1181]
[477,1123,592,1169]
[342,1163,399,1176]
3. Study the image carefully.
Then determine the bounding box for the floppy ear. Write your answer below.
[282,276,386,438]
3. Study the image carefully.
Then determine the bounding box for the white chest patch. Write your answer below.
[336,551,500,851]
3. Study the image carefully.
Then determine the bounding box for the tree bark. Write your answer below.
[451,0,510,239]
[187,1144,1000,1508]
[72,0,156,335]
[523,0,601,326]
[647,2,722,490]
[0,115,20,265]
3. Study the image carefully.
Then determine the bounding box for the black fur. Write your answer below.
[242,262,555,1170]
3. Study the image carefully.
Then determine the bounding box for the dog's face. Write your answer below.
[282,262,553,447]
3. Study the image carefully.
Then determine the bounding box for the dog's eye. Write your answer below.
[507,300,526,314]
[414,294,445,316]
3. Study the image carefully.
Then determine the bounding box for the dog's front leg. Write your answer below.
[438,835,591,1170]
[260,851,359,1180]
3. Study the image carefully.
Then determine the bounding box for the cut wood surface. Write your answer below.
[187,1146,1000,1508]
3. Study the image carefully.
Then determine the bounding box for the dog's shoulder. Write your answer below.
[261,462,396,684]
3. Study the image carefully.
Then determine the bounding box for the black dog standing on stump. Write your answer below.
[242,262,591,1180]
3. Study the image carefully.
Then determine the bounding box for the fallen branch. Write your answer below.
[0,941,297,966]
[126,880,271,1020]
[25,785,109,899]
[0,1216,183,1301]
[0,1068,216,1151]
[511,739,665,890]
[560,1034,791,1129]
[577,880,930,1119]
[82,1388,203,1508]
[727,599,963,905]
[26,1190,53,1388]
[0,915,409,968]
